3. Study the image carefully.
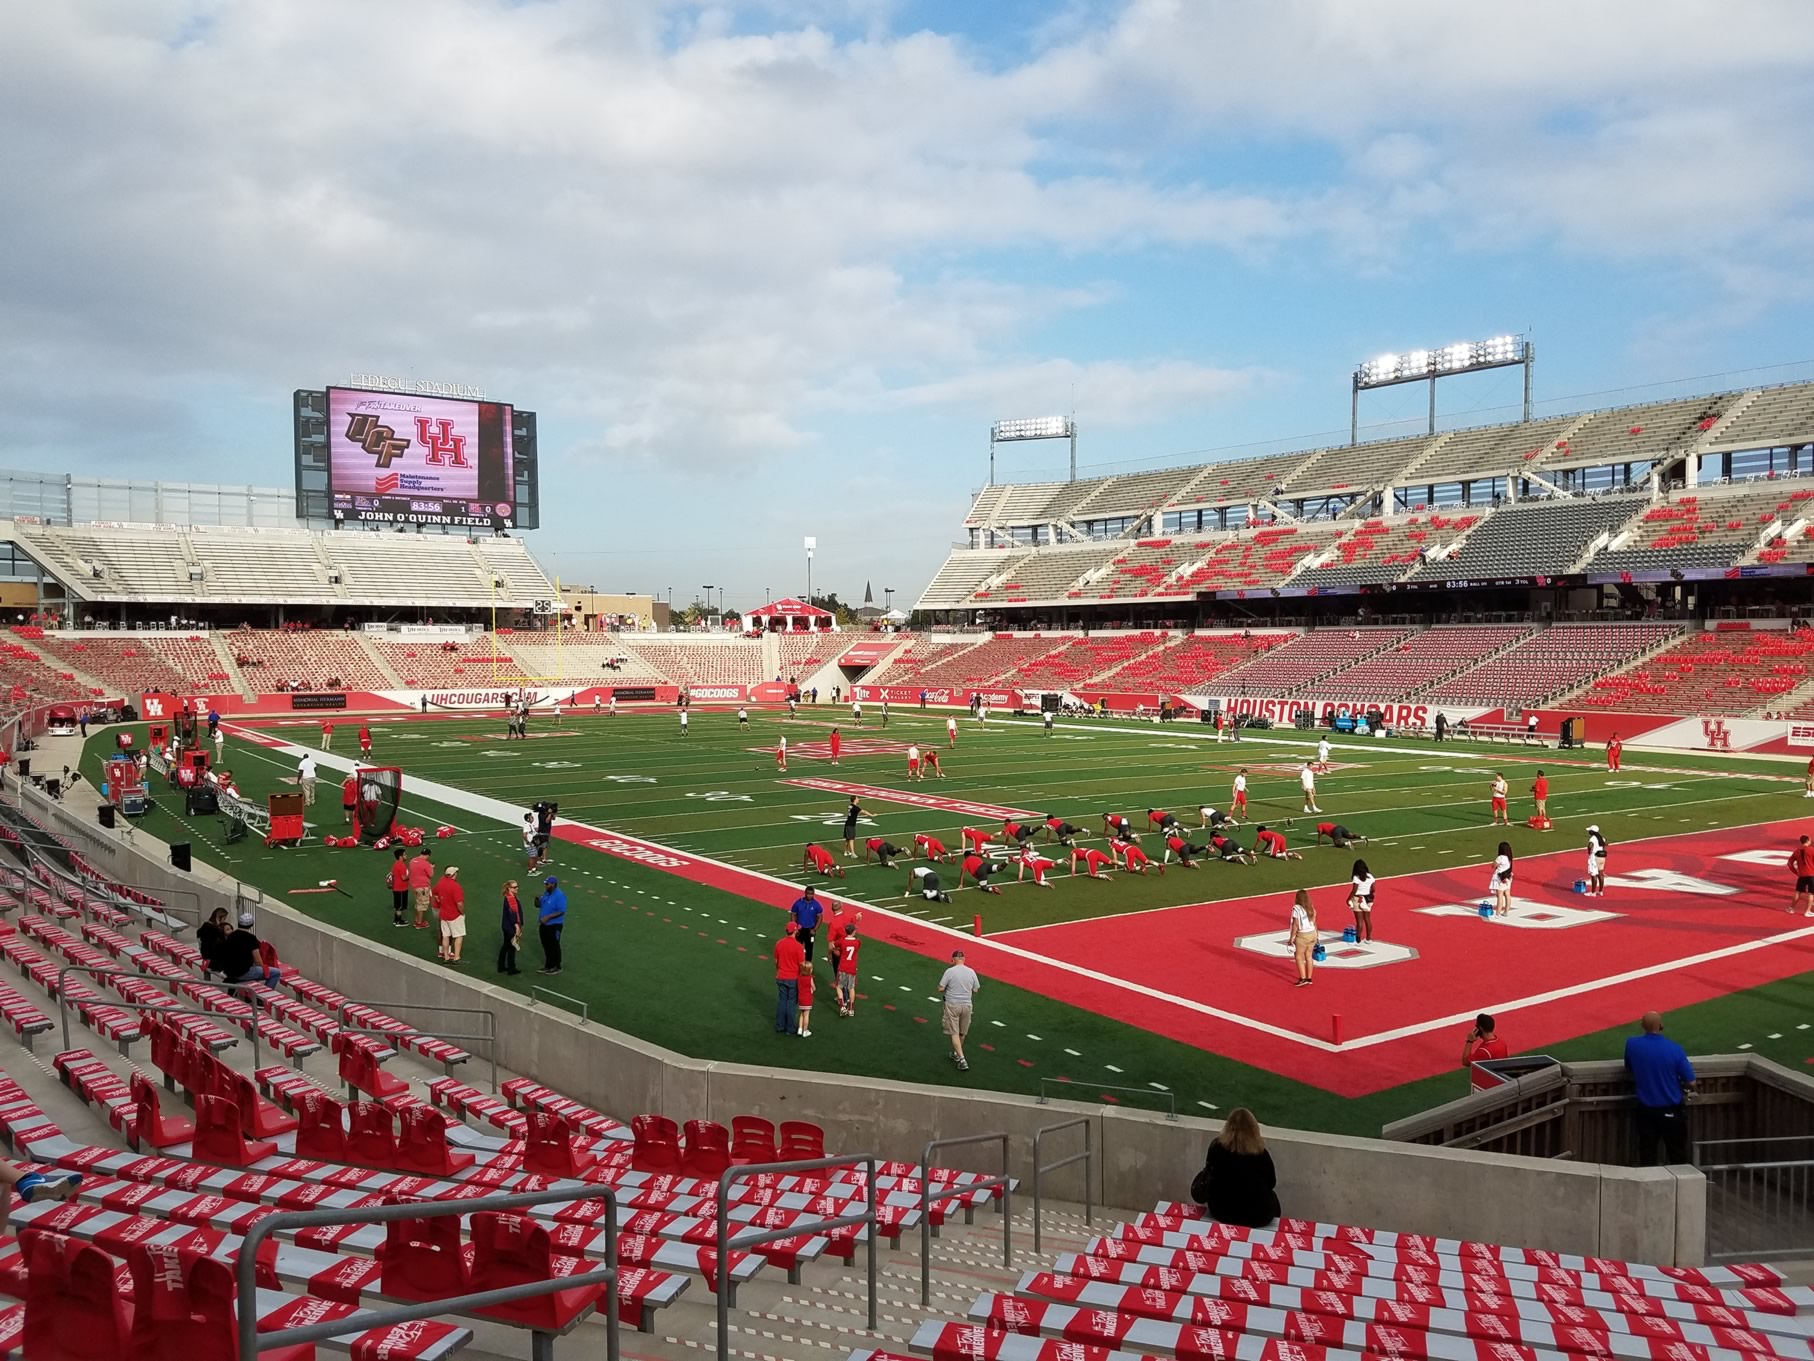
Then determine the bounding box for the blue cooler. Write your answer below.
[1478,901,1495,919]
[1311,943,1327,962]
[1573,879,1588,894]
[1341,926,1358,944]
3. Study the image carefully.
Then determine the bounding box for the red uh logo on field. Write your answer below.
[1702,717,1733,750]
[344,412,411,468]
[415,417,469,467]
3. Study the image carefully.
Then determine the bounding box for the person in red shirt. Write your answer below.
[960,826,996,853]
[834,922,861,1017]
[913,832,950,862]
[1607,734,1623,773]
[918,748,944,779]
[1162,833,1202,868]
[386,846,410,926]
[794,960,816,1037]
[1788,834,1814,915]
[319,719,334,751]
[358,725,372,758]
[776,734,789,771]
[1314,821,1367,848]
[1044,814,1081,846]
[407,848,435,929]
[1001,818,1035,847]
[772,925,805,1034]
[1804,755,1814,799]
[1069,845,1116,878]
[824,903,856,956]
[863,836,903,867]
[341,772,359,826]
[432,866,466,963]
[1461,1013,1509,1069]
[957,853,1002,894]
[1147,808,1179,834]
[1113,837,1156,875]
[1254,825,1301,860]
[803,842,845,879]
[828,728,842,766]
[1102,813,1136,841]
[1017,844,1056,887]
[1531,771,1550,821]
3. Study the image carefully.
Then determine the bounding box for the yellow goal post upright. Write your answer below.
[489,571,572,690]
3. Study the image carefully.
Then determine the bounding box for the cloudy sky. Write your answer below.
[7,1,1814,611]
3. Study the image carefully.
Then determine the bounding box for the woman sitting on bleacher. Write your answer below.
[1190,1107,1280,1229]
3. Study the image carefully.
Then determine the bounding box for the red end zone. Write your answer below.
[995,819,1814,1093]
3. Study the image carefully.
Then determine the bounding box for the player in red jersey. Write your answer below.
[776,734,789,771]
[862,836,903,867]
[834,922,862,1016]
[1253,825,1302,860]
[802,842,845,878]
[1162,833,1204,868]
[957,853,1002,894]
[1231,769,1249,819]
[1607,734,1623,773]
[1209,830,1256,864]
[1147,808,1180,834]
[1016,844,1057,887]
[906,745,922,780]
[1315,821,1368,849]
[1001,817,1036,847]
[1112,837,1157,875]
[960,826,997,853]
[358,725,372,758]
[828,728,842,765]
[1044,814,1081,846]
[922,748,945,779]
[1069,845,1117,878]
[913,832,951,862]
[1102,812,1136,841]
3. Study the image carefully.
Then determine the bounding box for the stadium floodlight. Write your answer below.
[989,415,1080,485]
[1350,334,1533,444]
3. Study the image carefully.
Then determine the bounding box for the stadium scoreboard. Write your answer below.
[293,385,540,530]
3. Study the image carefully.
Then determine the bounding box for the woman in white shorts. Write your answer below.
[1489,841,1514,917]
[1286,889,1318,987]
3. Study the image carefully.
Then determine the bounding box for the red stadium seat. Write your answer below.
[630,1114,681,1173]
[682,1120,732,1179]
[191,1094,278,1168]
[730,1114,778,1165]
[468,1212,606,1332]
[22,1231,133,1361]
[130,1070,195,1150]
[128,1242,314,1361]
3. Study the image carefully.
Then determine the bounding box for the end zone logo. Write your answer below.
[1701,718,1733,751]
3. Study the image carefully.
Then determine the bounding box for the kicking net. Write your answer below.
[355,766,403,841]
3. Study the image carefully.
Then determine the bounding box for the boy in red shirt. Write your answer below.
[1789,835,1814,915]
[1254,825,1301,860]
[1016,844,1056,887]
[803,842,845,878]
[1113,837,1156,875]
[432,866,466,963]
[960,826,996,853]
[828,728,842,765]
[1102,813,1136,841]
[1461,1013,1509,1068]
[913,832,950,862]
[358,725,372,758]
[1490,773,1509,826]
[922,748,944,778]
[773,926,805,1034]
[386,846,410,926]
[863,836,903,867]
[1607,734,1623,773]
[958,853,1002,894]
[342,772,359,826]
[1069,845,1116,878]
[1532,771,1550,820]
[407,848,435,929]
[1162,833,1202,868]
[1044,814,1080,846]
[834,923,861,1017]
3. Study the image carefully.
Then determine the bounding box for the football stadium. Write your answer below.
[7,7,1814,1361]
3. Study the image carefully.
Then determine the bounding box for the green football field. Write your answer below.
[78,706,1814,1135]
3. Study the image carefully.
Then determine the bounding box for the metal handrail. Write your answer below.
[529,984,589,1023]
[237,1182,620,1361]
[716,1154,878,1361]
[1032,1118,1092,1254]
[334,998,498,1091]
[6,784,202,928]
[920,1132,1011,1307]
[1038,1077,1177,1119]
[53,960,262,1068]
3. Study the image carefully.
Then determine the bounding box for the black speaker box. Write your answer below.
[169,842,192,872]
[98,804,116,829]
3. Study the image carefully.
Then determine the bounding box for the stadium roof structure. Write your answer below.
[3,519,557,608]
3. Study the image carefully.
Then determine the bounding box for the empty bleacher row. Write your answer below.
[6,520,558,607]
[32,633,229,694]
[1425,624,1683,709]
[1579,628,1814,716]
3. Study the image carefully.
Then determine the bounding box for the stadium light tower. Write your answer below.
[1350,336,1533,445]
[990,416,1078,485]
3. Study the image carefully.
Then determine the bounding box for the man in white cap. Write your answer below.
[1586,825,1609,898]
[434,865,467,962]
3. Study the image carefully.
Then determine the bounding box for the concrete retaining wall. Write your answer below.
[17,780,1705,1264]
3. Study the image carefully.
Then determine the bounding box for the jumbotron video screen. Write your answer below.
[325,387,517,529]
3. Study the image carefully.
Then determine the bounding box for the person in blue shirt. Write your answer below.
[536,875,567,976]
[1623,1011,1696,1165]
[789,886,824,968]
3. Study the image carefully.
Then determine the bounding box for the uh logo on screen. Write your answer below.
[344,414,470,469]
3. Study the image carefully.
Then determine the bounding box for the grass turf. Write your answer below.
[79,707,1814,1135]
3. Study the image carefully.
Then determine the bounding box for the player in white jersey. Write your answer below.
[1315,737,1331,770]
[1299,762,1321,814]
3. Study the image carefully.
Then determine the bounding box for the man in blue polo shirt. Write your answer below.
[1624,1011,1696,1165]
[789,886,824,970]
[536,875,567,976]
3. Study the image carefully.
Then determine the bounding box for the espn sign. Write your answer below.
[1788,724,1814,748]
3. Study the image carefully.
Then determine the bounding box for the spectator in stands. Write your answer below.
[1625,1012,1696,1165]
[407,847,435,929]
[0,1162,81,1235]
[938,949,980,1072]
[196,906,230,976]
[1461,1013,1508,1069]
[219,912,280,990]
[536,875,566,974]
[434,866,466,964]
[773,923,803,1035]
[1189,1108,1280,1229]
